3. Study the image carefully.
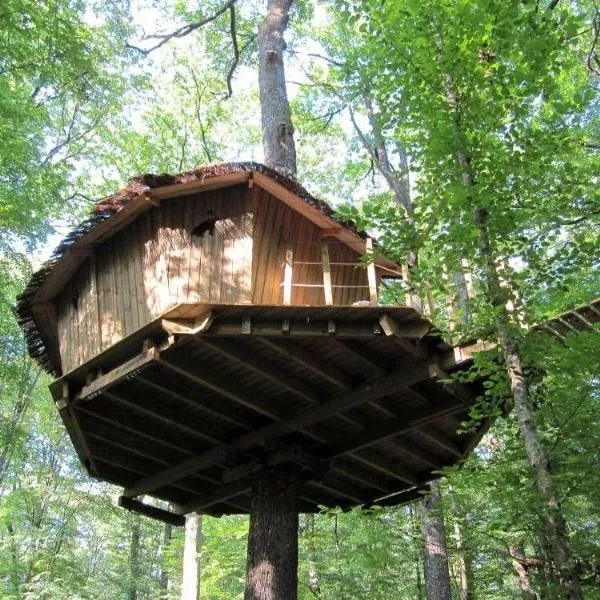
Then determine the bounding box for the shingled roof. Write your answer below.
[15,162,373,376]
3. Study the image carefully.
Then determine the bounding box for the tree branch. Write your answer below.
[126,0,238,56]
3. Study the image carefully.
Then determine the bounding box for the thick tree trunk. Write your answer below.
[244,468,299,600]
[510,543,539,600]
[182,513,201,600]
[419,482,452,600]
[258,0,296,177]
[474,206,582,600]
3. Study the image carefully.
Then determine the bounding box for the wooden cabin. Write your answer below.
[16,163,492,524]
[20,163,401,376]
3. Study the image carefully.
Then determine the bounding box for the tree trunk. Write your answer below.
[419,482,452,600]
[303,513,321,597]
[160,521,172,598]
[474,205,582,600]
[244,468,299,600]
[129,509,142,600]
[258,0,296,177]
[182,513,201,600]
[510,543,538,600]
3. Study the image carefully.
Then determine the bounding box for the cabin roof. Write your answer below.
[15,162,399,376]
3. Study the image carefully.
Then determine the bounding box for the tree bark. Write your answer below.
[129,509,142,600]
[419,482,452,600]
[510,543,539,600]
[182,512,201,600]
[450,491,473,600]
[258,0,297,177]
[244,468,299,600]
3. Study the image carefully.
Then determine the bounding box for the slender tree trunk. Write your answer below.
[474,205,582,599]
[419,482,452,600]
[510,543,539,600]
[303,514,321,597]
[450,493,473,600]
[244,468,299,600]
[182,513,201,600]
[160,521,172,598]
[258,0,296,177]
[129,510,142,600]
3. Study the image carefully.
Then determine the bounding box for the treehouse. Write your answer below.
[16,162,488,526]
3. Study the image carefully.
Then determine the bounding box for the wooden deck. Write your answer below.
[51,304,489,523]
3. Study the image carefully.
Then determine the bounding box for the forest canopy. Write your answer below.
[0,1,598,599]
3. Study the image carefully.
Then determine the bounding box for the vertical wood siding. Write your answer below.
[56,185,374,373]
[252,188,371,305]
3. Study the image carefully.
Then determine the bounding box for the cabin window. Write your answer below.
[191,214,218,243]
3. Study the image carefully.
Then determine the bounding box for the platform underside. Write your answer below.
[52,304,489,521]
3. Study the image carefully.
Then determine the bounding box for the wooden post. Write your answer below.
[244,468,299,600]
[283,242,294,305]
[321,241,333,306]
[365,238,378,305]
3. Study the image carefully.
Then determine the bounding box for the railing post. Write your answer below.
[320,241,333,306]
[365,238,378,305]
[283,241,294,305]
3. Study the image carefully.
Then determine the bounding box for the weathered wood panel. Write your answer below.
[58,185,254,372]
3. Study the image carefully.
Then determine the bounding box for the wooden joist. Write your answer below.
[119,496,185,526]
[122,361,443,499]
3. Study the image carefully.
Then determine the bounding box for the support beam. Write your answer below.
[196,338,324,407]
[418,426,464,458]
[255,337,351,389]
[123,361,442,498]
[119,496,185,526]
[137,372,255,430]
[159,349,287,420]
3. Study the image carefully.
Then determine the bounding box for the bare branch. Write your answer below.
[126,0,238,56]
[189,68,213,163]
[221,4,241,100]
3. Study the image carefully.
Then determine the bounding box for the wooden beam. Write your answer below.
[321,241,333,305]
[391,438,443,469]
[252,171,334,230]
[379,314,430,340]
[204,318,382,338]
[366,238,378,304]
[350,449,419,486]
[136,372,255,431]
[101,389,223,444]
[124,446,230,499]
[74,347,159,402]
[378,314,430,360]
[417,426,464,458]
[329,395,468,460]
[176,478,253,515]
[161,311,214,336]
[158,350,287,421]
[123,361,442,498]
[254,337,351,390]
[119,496,185,526]
[195,338,323,409]
[328,339,385,376]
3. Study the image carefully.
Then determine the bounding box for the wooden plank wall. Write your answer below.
[57,185,253,372]
[252,188,372,305]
